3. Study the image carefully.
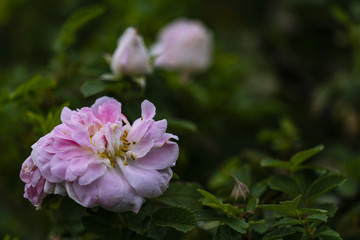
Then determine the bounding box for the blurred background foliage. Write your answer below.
[1,0,360,239]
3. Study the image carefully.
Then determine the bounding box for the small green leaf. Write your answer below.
[307,174,346,201]
[246,198,259,212]
[213,225,232,240]
[264,227,296,240]
[306,214,328,222]
[196,210,222,221]
[197,189,223,208]
[317,228,342,240]
[81,80,108,97]
[275,218,301,226]
[248,220,268,234]
[260,158,291,169]
[268,175,302,197]
[157,182,202,210]
[197,189,242,216]
[290,145,324,166]
[152,207,196,233]
[222,217,248,234]
[258,195,302,217]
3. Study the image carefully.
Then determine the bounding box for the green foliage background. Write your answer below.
[1,0,360,239]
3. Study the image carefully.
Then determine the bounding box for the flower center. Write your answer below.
[95,128,137,167]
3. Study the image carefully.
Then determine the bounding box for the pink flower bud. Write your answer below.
[152,19,213,73]
[111,27,151,76]
[20,97,179,213]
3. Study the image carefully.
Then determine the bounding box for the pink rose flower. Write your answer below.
[151,19,213,73]
[111,27,151,76]
[21,97,179,213]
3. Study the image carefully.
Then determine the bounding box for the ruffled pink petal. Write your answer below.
[91,96,122,124]
[69,154,95,176]
[141,100,156,120]
[71,130,96,152]
[101,172,145,213]
[119,163,170,198]
[130,120,168,158]
[78,163,107,185]
[129,142,178,170]
[127,118,152,143]
[65,182,97,208]
[50,155,70,181]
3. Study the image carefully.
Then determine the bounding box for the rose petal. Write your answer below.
[129,142,179,170]
[119,162,170,198]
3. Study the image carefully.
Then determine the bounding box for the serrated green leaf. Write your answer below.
[307,174,346,201]
[250,220,269,234]
[290,145,324,166]
[297,208,327,216]
[317,229,342,240]
[157,182,202,210]
[213,225,232,240]
[196,210,222,221]
[258,204,296,217]
[275,218,301,226]
[246,198,259,212]
[315,203,338,217]
[258,195,302,217]
[121,212,151,235]
[306,213,328,222]
[55,5,105,51]
[222,217,248,234]
[264,227,296,240]
[260,158,291,169]
[152,207,196,233]
[81,80,108,97]
[268,175,302,197]
[197,189,223,209]
[197,189,242,216]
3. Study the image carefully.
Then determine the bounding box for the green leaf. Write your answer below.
[222,217,248,234]
[196,210,222,221]
[152,207,196,233]
[290,145,324,166]
[275,218,301,226]
[121,211,151,235]
[317,228,342,240]
[10,75,56,99]
[197,189,242,216]
[306,213,328,222]
[260,158,291,169]
[213,225,232,240]
[263,227,296,240]
[55,5,105,51]
[248,220,268,234]
[307,174,346,201]
[258,195,301,217]
[268,175,302,197]
[157,182,202,210]
[197,189,223,209]
[81,80,108,97]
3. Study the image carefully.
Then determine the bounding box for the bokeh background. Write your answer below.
[1,0,360,239]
